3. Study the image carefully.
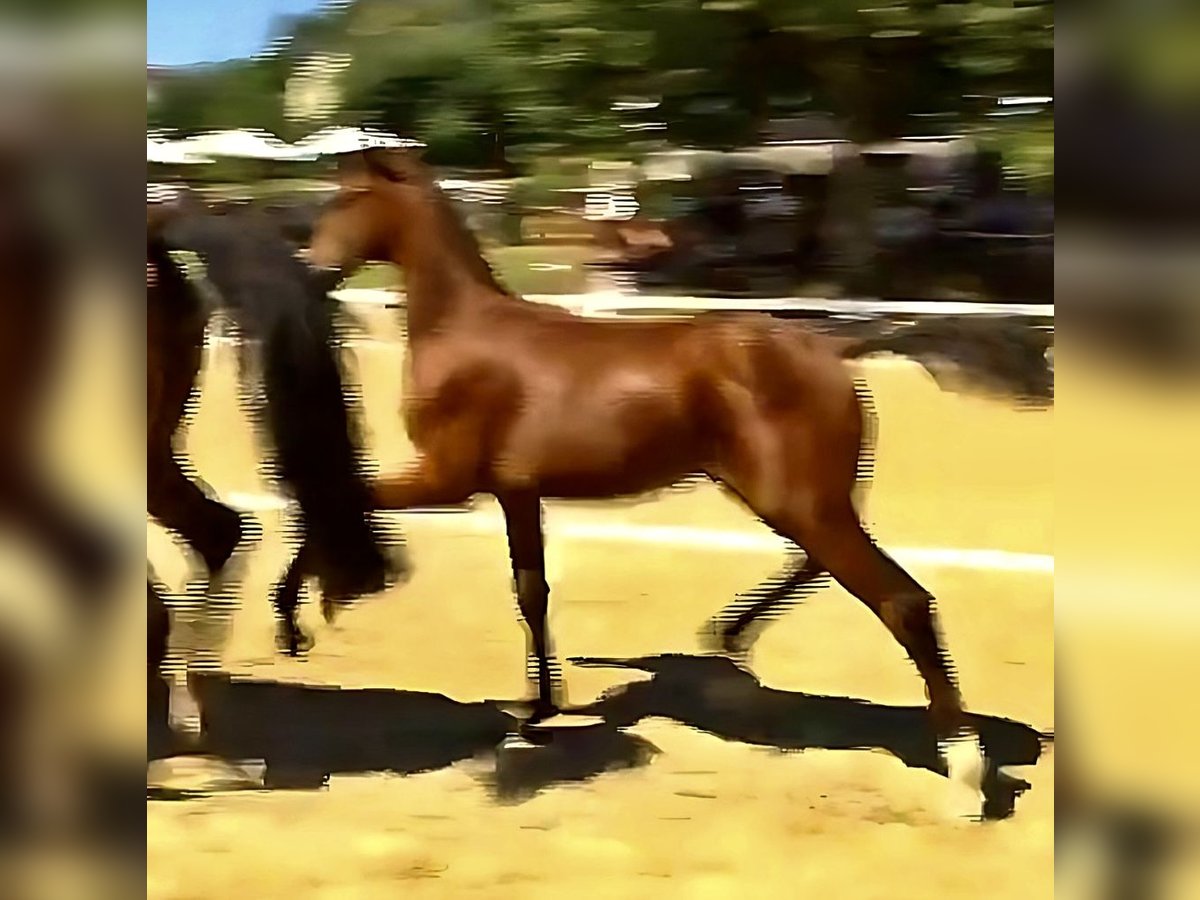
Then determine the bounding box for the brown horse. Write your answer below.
[299,148,1048,788]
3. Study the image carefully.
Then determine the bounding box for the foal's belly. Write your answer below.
[523,450,706,500]
[491,374,708,499]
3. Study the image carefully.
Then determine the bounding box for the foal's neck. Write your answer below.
[390,184,509,340]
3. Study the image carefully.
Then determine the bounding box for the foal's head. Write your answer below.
[308,148,436,275]
[309,148,504,293]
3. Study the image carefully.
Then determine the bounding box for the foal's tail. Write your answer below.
[160,209,398,603]
[834,317,1053,405]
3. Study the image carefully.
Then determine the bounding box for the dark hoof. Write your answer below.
[320,596,350,624]
[275,624,313,657]
[317,572,388,608]
[316,540,403,604]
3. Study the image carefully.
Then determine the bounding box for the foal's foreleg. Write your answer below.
[369,467,474,510]
[498,492,561,723]
[149,446,250,707]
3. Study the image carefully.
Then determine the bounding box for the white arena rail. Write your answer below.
[331,288,1054,320]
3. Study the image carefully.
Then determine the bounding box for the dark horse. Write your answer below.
[147,197,400,748]
[295,148,1049,795]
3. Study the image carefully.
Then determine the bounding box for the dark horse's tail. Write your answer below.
[834,316,1054,405]
[160,208,397,602]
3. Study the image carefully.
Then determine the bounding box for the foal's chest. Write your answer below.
[399,341,508,442]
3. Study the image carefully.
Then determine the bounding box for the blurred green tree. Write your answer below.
[148,0,1053,174]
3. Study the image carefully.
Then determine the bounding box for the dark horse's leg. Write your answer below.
[148,260,250,730]
[147,269,246,588]
[703,549,828,658]
[147,449,245,580]
[498,492,561,723]
[271,541,312,656]
[147,578,176,759]
[270,466,465,655]
[147,449,247,731]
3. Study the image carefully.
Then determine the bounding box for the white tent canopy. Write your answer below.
[146,128,973,173]
[147,137,213,165]
[175,129,312,161]
[293,126,422,157]
[145,126,420,164]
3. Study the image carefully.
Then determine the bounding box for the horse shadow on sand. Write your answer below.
[151,654,1050,820]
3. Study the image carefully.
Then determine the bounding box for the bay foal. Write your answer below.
[294,148,1046,793]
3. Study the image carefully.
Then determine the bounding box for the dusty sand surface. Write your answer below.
[141,307,1055,899]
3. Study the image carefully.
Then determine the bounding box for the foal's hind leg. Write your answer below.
[773,497,984,804]
[782,500,965,734]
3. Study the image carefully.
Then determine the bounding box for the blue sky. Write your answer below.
[148,0,326,66]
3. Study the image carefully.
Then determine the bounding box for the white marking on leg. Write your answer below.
[940,728,986,821]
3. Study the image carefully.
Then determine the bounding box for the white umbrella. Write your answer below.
[296,126,422,158]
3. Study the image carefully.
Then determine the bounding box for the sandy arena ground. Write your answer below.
[136,300,1054,899]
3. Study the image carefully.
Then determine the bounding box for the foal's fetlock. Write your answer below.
[939,727,988,821]
[927,686,967,735]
